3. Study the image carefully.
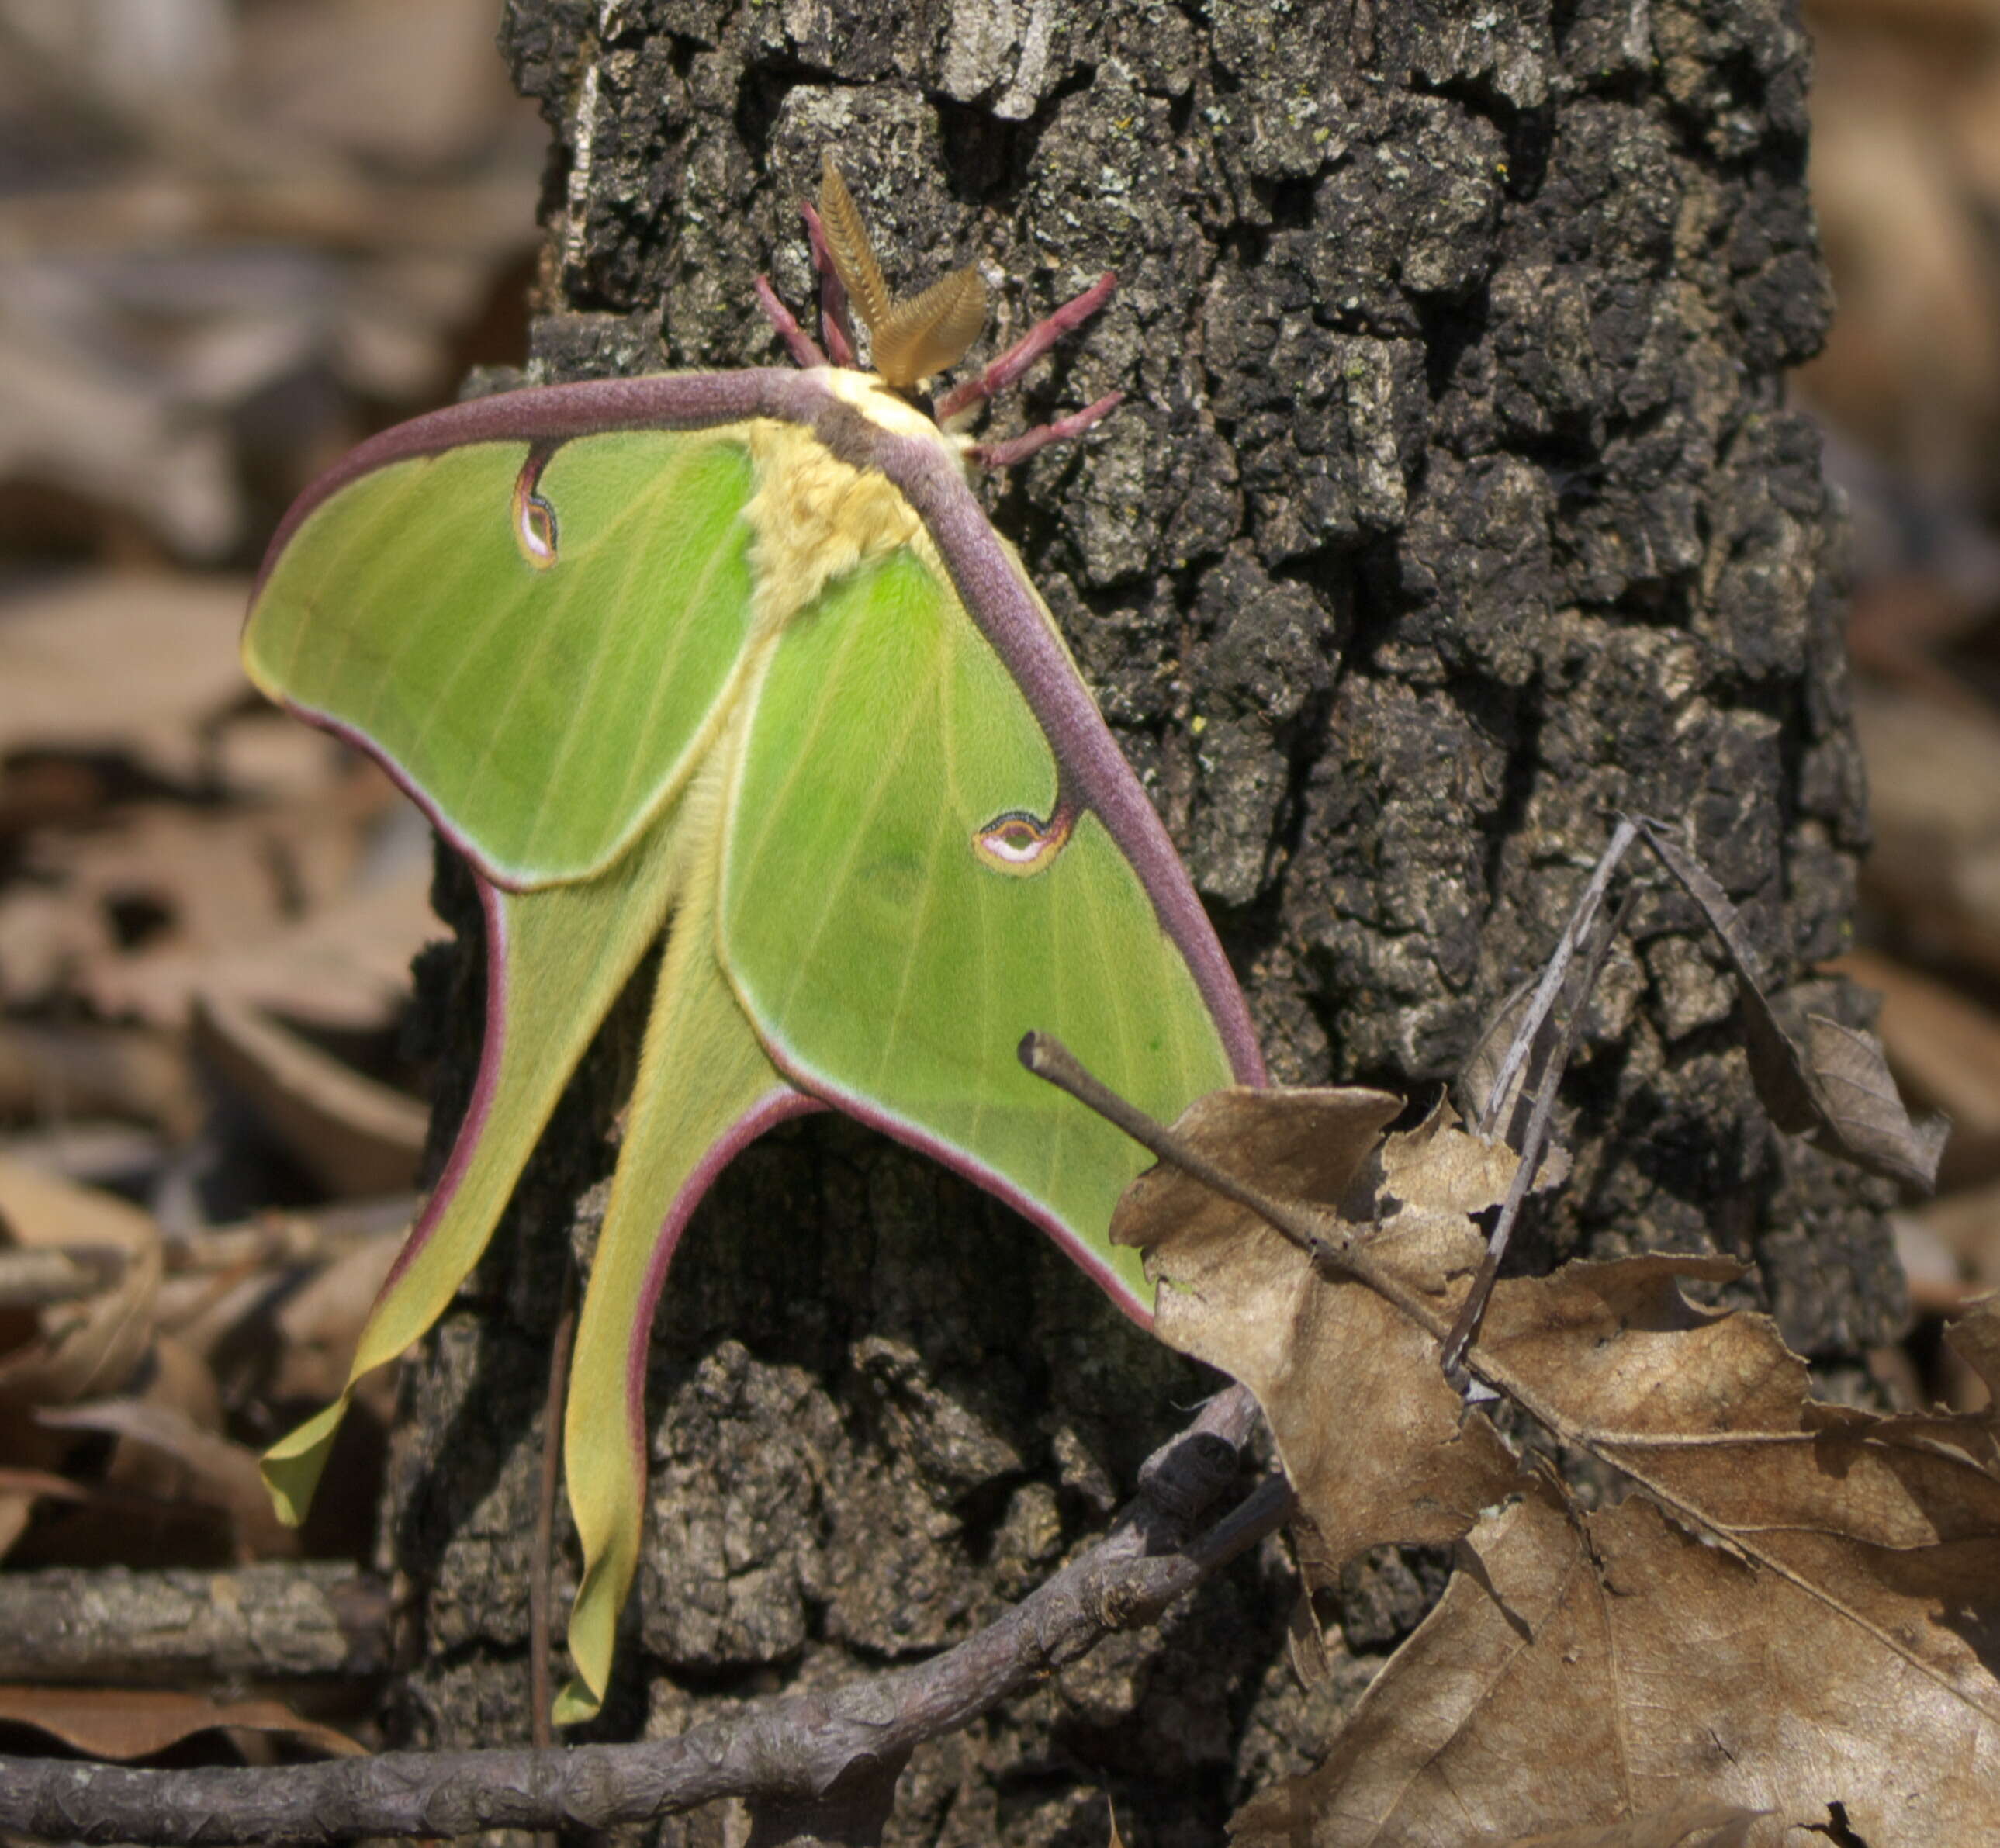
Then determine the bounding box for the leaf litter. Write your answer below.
[1008,799,2000,1843]
[1078,1055,2000,1843]
[3,0,2000,1813]
[0,0,536,1765]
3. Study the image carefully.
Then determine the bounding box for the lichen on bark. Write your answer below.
[383,1,1896,1841]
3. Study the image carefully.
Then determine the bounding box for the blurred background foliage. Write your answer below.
[0,0,1998,1763]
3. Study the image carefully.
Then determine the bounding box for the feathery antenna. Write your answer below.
[817,154,988,389]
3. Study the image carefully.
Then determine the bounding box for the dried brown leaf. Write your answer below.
[1893,1205,1974,1316]
[1379,1095,1527,1214]
[0,1684,362,1762]
[1112,1085,1400,1254]
[0,1019,200,1140]
[1644,822,1946,1189]
[0,1493,33,1559]
[0,0,541,550]
[1284,1589,1331,1692]
[1116,1085,2000,1844]
[0,303,242,554]
[88,850,433,1032]
[1455,974,1542,1133]
[237,0,528,171]
[191,993,426,1197]
[0,881,113,1006]
[1235,1477,2000,1847]
[1146,1111,1994,1579]
[1801,33,2000,490]
[1853,684,2000,981]
[265,1225,403,1410]
[0,1244,121,1310]
[0,1157,159,1408]
[153,1201,405,1422]
[0,571,250,781]
[40,1394,296,1561]
[1798,1010,1952,1185]
[209,709,350,802]
[1112,1089,1523,1582]
[1480,1804,1763,1848]
[1839,947,2000,1185]
[1946,1294,2000,1401]
[47,784,405,1023]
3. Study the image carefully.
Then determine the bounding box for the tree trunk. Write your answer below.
[383,0,1898,1841]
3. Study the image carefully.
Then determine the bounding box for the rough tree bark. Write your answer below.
[382,1,1898,1843]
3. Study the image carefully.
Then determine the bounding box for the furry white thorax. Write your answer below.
[738,369,961,642]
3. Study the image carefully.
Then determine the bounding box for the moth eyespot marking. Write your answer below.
[974,808,1071,876]
[517,493,559,566]
[511,454,559,568]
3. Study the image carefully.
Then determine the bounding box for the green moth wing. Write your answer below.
[261,796,688,1521]
[722,545,1234,1308]
[244,355,1265,1725]
[244,423,758,889]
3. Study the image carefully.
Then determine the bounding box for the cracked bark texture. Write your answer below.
[382,1,1898,1843]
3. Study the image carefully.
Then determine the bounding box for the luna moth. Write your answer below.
[242,156,1266,1723]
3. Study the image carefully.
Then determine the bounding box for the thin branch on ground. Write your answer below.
[0,1388,1285,1846]
[1441,882,1642,1383]
[1472,815,1640,1142]
[0,1561,390,1684]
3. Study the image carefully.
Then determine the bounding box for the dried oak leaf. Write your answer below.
[1853,683,2000,985]
[1115,1089,2000,1843]
[191,993,426,1197]
[0,1157,160,1410]
[1477,1801,1763,1848]
[0,1684,362,1762]
[39,1394,296,1562]
[0,572,251,782]
[1110,1088,1524,1584]
[1642,822,1946,1189]
[0,1158,164,1556]
[1839,946,2000,1190]
[1946,1294,2000,1399]
[1234,1475,2000,1847]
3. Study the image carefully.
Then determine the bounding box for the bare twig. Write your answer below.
[0,1389,1285,1846]
[0,1244,125,1307]
[0,1562,389,1685]
[1019,1034,1358,1269]
[1022,1034,1950,1718]
[161,1196,418,1275]
[1022,1037,1457,1361]
[1440,885,1640,1383]
[1475,817,1640,1142]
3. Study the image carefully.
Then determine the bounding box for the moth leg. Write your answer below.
[936,270,1117,422]
[799,198,859,368]
[753,273,827,370]
[970,391,1124,469]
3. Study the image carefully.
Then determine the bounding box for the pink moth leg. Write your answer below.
[753,206,1122,465]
